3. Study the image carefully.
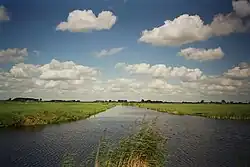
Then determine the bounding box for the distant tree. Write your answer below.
[221,100,226,104]
[39,98,42,102]
[141,99,144,103]
[7,98,12,101]
[200,100,204,104]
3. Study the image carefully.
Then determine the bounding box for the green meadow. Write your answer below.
[1,102,250,128]
[130,103,250,120]
[0,102,115,128]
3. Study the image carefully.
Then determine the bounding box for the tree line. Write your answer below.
[3,97,250,104]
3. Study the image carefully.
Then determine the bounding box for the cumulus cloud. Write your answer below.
[179,47,224,61]
[10,63,40,78]
[9,59,99,81]
[181,75,248,98]
[115,62,250,100]
[198,76,243,87]
[0,48,28,64]
[0,6,9,21]
[94,47,124,57]
[1,60,250,101]
[224,62,250,79]
[0,59,102,100]
[138,14,213,46]
[116,62,203,81]
[139,12,249,46]
[105,78,143,93]
[210,13,246,36]
[56,10,117,32]
[148,79,174,90]
[232,0,250,17]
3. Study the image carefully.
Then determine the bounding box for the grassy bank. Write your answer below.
[0,102,116,128]
[126,103,250,120]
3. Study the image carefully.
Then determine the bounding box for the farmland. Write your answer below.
[0,102,115,128]
[127,103,250,120]
[1,101,250,128]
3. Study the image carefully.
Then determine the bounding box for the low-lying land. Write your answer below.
[126,103,250,120]
[1,102,250,128]
[0,102,115,128]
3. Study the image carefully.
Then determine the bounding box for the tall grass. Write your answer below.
[96,119,167,167]
[61,119,167,167]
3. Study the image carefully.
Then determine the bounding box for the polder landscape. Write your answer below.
[0,98,250,166]
[1,98,250,128]
[1,0,250,166]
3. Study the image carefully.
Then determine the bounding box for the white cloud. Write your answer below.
[116,62,203,81]
[1,60,250,101]
[210,13,246,36]
[0,6,9,21]
[148,79,174,90]
[0,59,102,100]
[179,47,224,61]
[181,75,248,98]
[9,59,99,81]
[171,66,203,81]
[10,63,40,78]
[224,62,250,79]
[232,0,250,17]
[0,48,28,64]
[139,12,249,46]
[56,10,117,32]
[39,59,99,80]
[138,14,213,46]
[94,47,124,57]
[198,76,243,87]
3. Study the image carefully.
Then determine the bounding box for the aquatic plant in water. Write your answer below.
[96,118,167,167]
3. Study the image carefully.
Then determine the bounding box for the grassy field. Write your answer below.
[127,103,250,120]
[0,102,116,128]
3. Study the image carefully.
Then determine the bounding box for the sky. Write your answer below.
[0,0,250,101]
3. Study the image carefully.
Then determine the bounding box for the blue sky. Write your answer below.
[0,0,250,101]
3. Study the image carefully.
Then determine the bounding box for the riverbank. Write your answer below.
[0,102,116,128]
[125,103,250,120]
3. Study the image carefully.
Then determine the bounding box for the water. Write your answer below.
[0,106,250,167]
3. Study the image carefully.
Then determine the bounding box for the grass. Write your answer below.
[126,103,250,120]
[0,102,116,128]
[96,119,167,167]
[61,118,167,167]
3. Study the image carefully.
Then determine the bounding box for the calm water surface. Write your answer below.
[0,106,250,167]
